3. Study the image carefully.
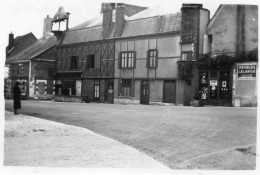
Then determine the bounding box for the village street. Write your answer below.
[4,99,257,169]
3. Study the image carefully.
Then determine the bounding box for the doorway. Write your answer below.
[140,80,149,104]
[163,80,176,103]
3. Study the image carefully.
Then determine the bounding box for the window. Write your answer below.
[121,79,131,96]
[120,51,135,68]
[182,16,193,43]
[70,56,78,70]
[147,50,158,68]
[208,35,213,53]
[94,80,100,98]
[181,52,193,61]
[87,55,95,68]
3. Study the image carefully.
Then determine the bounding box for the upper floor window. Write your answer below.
[147,50,158,68]
[119,51,135,69]
[87,55,95,69]
[181,52,193,61]
[182,16,193,43]
[70,56,78,70]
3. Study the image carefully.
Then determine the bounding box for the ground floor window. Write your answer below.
[94,80,100,98]
[120,79,133,97]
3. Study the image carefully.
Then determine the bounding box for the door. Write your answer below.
[163,80,176,103]
[140,80,149,104]
[219,71,231,103]
[38,82,45,94]
[75,80,82,97]
[105,80,114,104]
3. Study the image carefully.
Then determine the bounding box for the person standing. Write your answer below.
[13,81,21,115]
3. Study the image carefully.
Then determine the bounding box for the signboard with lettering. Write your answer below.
[237,65,256,79]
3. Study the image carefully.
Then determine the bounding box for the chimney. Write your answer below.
[115,5,125,37]
[8,32,14,49]
[101,3,115,38]
[43,15,52,39]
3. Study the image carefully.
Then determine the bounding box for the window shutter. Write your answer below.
[156,50,158,68]
[118,79,121,96]
[118,52,121,68]
[146,50,149,68]
[131,79,135,97]
[133,51,136,68]
[76,56,79,69]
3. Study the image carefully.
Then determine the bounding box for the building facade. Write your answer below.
[114,4,209,105]
[53,4,147,103]
[5,15,57,100]
[200,5,258,106]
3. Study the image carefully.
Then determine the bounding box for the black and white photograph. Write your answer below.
[0,0,259,174]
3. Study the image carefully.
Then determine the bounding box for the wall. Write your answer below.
[207,5,237,53]
[232,62,257,107]
[244,5,258,51]
[114,34,182,104]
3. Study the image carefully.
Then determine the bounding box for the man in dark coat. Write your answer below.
[13,81,21,115]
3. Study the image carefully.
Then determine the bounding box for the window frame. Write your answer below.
[86,54,95,69]
[181,51,193,61]
[70,56,78,70]
[120,51,135,69]
[121,79,131,97]
[147,49,158,68]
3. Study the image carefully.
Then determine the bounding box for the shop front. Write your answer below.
[199,70,232,106]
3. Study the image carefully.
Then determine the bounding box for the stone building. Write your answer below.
[5,15,57,100]
[200,5,258,106]
[114,4,210,105]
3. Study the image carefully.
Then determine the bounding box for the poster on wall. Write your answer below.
[237,65,256,80]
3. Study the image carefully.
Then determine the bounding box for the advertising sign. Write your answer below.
[237,65,256,79]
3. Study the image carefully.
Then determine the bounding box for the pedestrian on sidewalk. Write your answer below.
[12,81,21,115]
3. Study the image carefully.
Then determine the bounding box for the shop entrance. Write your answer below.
[199,70,231,106]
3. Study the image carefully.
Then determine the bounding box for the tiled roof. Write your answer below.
[60,5,181,45]
[122,12,181,37]
[6,32,37,59]
[6,34,57,64]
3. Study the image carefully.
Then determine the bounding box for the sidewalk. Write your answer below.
[4,111,170,169]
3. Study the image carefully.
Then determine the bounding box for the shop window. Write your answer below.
[87,55,95,68]
[147,50,158,68]
[70,56,78,70]
[119,51,135,69]
[181,52,193,61]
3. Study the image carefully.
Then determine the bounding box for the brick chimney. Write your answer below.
[43,15,52,39]
[8,32,14,49]
[115,5,125,37]
[101,3,115,39]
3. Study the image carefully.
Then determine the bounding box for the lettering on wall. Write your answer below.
[237,64,256,80]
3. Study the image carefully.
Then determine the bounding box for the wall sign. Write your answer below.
[237,65,256,79]
[210,80,218,86]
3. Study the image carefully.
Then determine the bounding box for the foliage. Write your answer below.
[196,50,258,69]
[177,61,195,80]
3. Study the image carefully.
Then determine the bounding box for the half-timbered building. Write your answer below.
[114,4,210,105]
[53,4,147,103]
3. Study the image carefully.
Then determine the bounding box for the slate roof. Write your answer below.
[60,4,181,45]
[6,34,57,64]
[6,32,37,59]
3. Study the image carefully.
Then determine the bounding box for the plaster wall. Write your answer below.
[207,5,237,53]
[244,5,258,51]
[232,62,257,107]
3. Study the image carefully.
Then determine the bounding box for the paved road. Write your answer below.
[5,100,257,169]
